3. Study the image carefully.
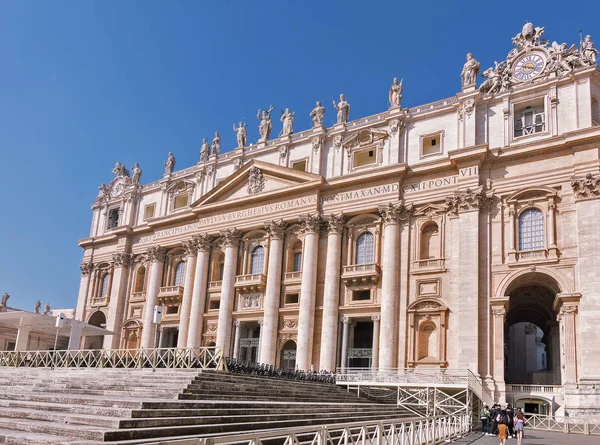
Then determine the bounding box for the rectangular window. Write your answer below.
[285,293,299,305]
[218,263,224,281]
[173,195,189,210]
[353,148,377,167]
[514,99,545,138]
[293,252,302,272]
[166,306,179,315]
[144,204,156,220]
[209,299,220,310]
[107,208,120,229]
[292,160,307,172]
[352,290,371,301]
[422,134,442,156]
[6,342,15,351]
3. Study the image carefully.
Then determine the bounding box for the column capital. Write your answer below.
[192,233,213,252]
[297,214,322,235]
[490,296,510,317]
[181,239,198,257]
[341,316,351,324]
[323,213,345,234]
[80,261,94,276]
[146,246,166,263]
[265,219,287,240]
[571,172,600,201]
[257,318,264,326]
[378,202,413,225]
[220,228,242,248]
[371,315,381,322]
[445,186,495,215]
[234,320,241,327]
[112,251,133,268]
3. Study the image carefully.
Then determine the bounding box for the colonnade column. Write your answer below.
[296,215,321,371]
[177,240,198,348]
[340,317,350,372]
[104,251,133,349]
[75,262,93,322]
[490,297,509,402]
[555,293,581,384]
[232,320,241,360]
[371,315,380,370]
[260,220,286,365]
[141,246,166,349]
[378,204,401,369]
[187,234,213,348]
[215,228,241,356]
[257,319,263,361]
[15,325,31,351]
[319,214,344,371]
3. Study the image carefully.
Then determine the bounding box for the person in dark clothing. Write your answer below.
[506,404,515,438]
[490,404,499,435]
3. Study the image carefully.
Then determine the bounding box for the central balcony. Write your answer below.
[234,273,266,293]
[158,285,184,304]
[283,271,303,285]
[341,263,381,286]
[411,258,446,275]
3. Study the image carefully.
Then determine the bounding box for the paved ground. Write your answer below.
[455,430,598,444]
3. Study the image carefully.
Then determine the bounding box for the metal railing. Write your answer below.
[158,414,470,445]
[0,347,226,371]
[525,412,600,436]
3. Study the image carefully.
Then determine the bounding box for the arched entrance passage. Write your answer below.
[279,340,297,371]
[504,272,561,386]
[84,311,106,350]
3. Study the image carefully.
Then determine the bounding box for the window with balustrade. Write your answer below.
[174,261,186,286]
[518,208,545,251]
[250,245,265,274]
[355,232,374,265]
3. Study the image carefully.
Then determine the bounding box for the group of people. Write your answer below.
[481,403,527,444]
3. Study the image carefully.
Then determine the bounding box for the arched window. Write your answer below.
[134,266,146,293]
[250,245,265,274]
[518,208,544,251]
[174,261,186,286]
[420,223,440,260]
[100,273,110,297]
[355,232,374,265]
[291,241,302,272]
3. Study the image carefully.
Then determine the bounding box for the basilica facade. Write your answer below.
[76,24,600,414]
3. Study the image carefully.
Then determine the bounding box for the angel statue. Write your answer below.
[280,108,294,136]
[310,101,326,127]
[233,121,247,148]
[581,35,598,66]
[333,94,350,124]
[200,139,210,163]
[164,152,176,175]
[389,78,403,108]
[112,162,129,178]
[257,105,275,142]
[212,131,221,156]
[479,62,507,95]
[461,53,480,88]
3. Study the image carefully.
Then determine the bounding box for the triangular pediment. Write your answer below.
[191,160,323,209]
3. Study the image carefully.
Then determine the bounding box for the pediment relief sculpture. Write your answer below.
[342,128,388,150]
[166,180,195,201]
[247,166,266,195]
[571,173,600,200]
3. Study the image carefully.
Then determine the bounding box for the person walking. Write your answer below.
[497,408,509,445]
[481,404,490,435]
[506,404,515,438]
[514,409,526,445]
[490,404,499,435]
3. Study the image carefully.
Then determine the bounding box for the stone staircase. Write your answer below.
[0,368,408,444]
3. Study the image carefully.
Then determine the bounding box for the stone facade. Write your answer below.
[76,24,600,414]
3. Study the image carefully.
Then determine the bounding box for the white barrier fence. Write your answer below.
[156,414,471,445]
[525,412,600,436]
[0,347,226,370]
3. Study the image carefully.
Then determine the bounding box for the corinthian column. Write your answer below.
[187,234,212,348]
[75,261,94,322]
[141,246,166,349]
[215,228,241,355]
[296,214,321,371]
[104,251,133,349]
[319,213,344,371]
[260,220,287,365]
[177,240,198,348]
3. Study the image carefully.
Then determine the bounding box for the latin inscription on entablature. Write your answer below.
[320,183,400,207]
[402,167,478,194]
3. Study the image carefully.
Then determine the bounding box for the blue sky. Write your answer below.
[0,1,598,312]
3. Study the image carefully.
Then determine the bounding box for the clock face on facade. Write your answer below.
[512,53,546,81]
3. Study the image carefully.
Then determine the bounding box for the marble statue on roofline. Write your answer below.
[112,162,130,178]
[580,35,598,65]
[389,78,403,108]
[310,101,326,127]
[333,94,350,124]
[34,300,41,314]
[212,131,221,156]
[200,139,210,163]
[461,53,480,89]
[257,105,275,142]
[280,108,294,136]
[233,121,247,148]
[43,303,51,315]
[131,163,142,184]
[1,293,8,308]
[164,152,176,175]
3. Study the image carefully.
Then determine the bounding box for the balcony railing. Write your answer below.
[90,296,109,307]
[341,263,381,285]
[158,286,184,304]
[208,281,222,292]
[347,348,373,359]
[234,273,266,293]
[516,249,548,261]
[283,271,302,284]
[413,258,446,271]
[506,384,563,395]
[129,292,146,303]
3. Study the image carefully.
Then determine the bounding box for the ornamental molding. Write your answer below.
[571,173,600,200]
[265,219,287,240]
[247,166,266,195]
[387,118,406,136]
[445,186,495,215]
[166,180,195,201]
[457,99,475,121]
[296,214,322,235]
[233,158,243,171]
[378,202,414,225]
[192,233,213,252]
[112,251,133,268]
[323,213,345,234]
[312,136,323,153]
[278,144,288,159]
[491,307,506,317]
[206,322,217,332]
[220,228,242,248]
[333,135,343,151]
[280,318,298,330]
[342,128,388,150]
[146,246,167,263]
[181,239,198,257]
[202,336,216,346]
[80,261,94,276]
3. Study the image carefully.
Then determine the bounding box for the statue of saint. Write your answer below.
[461,53,480,88]
[581,35,598,65]
[389,78,403,108]
[212,131,221,156]
[1,293,8,308]
[333,94,350,124]
[280,108,294,136]
[233,122,247,147]
[34,300,41,314]
[131,163,142,184]
[310,101,326,127]
[97,183,109,201]
[200,139,210,163]
[257,105,275,142]
[164,152,176,175]
[43,303,51,315]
